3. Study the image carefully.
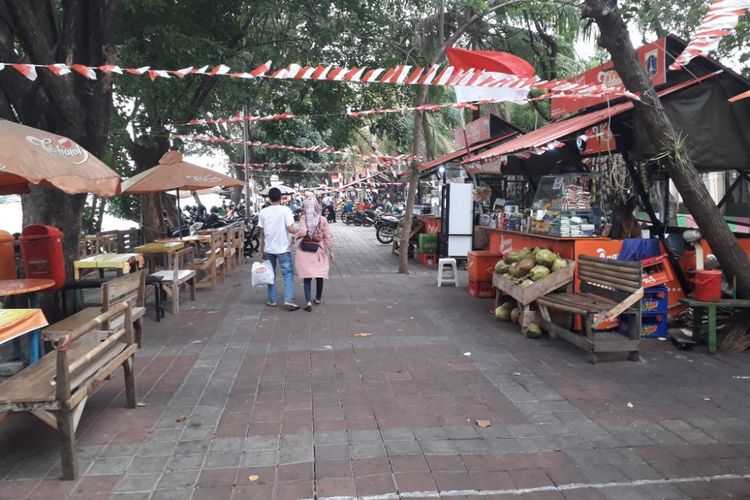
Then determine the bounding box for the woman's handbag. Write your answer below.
[300,238,320,252]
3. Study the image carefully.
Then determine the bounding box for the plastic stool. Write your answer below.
[437,258,459,287]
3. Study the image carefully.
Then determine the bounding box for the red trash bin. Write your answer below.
[20,225,66,290]
[0,230,16,280]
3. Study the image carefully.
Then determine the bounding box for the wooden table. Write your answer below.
[0,279,55,363]
[73,253,145,280]
[154,235,211,245]
[680,298,750,354]
[135,242,185,272]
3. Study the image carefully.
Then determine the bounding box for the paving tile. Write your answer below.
[316,477,356,496]
[354,473,396,496]
[113,473,160,493]
[394,471,437,492]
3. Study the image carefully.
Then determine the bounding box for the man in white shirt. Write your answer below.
[258,187,299,310]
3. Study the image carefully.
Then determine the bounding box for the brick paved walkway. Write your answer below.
[2,224,750,499]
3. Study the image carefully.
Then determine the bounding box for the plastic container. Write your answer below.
[641,254,675,288]
[618,314,668,338]
[0,230,16,280]
[641,285,668,315]
[20,225,65,290]
[467,250,502,281]
[694,269,722,302]
[419,252,437,267]
[468,277,494,298]
[418,233,438,254]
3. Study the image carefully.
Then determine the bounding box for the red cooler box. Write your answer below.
[20,225,65,289]
[0,230,16,280]
[467,250,502,282]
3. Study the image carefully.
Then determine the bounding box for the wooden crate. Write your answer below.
[493,259,575,335]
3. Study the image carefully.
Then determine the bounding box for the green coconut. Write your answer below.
[535,248,556,267]
[551,257,568,272]
[516,248,531,260]
[529,265,551,281]
[520,279,534,288]
[510,263,526,278]
[495,260,510,274]
[526,323,543,338]
[495,302,513,321]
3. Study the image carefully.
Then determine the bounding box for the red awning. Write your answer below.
[398,133,518,178]
[463,72,721,166]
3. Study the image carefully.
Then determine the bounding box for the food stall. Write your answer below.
[461,34,750,344]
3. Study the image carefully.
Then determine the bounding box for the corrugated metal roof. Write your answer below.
[398,133,518,178]
[462,72,720,166]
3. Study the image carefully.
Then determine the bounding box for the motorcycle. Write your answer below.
[374,213,402,244]
[244,213,261,257]
[322,205,336,223]
[350,209,374,227]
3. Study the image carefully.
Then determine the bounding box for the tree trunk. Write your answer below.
[95,196,106,233]
[582,0,750,297]
[399,86,430,274]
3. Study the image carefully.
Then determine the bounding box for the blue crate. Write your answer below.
[641,285,668,315]
[618,314,668,338]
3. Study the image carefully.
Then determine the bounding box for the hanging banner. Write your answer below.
[550,38,667,118]
[671,0,750,70]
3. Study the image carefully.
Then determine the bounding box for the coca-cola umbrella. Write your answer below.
[0,119,121,196]
[121,151,244,236]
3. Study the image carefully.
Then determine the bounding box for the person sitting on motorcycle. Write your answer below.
[322,193,336,223]
[343,199,354,214]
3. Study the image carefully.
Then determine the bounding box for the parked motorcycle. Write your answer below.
[375,213,402,244]
[350,209,375,227]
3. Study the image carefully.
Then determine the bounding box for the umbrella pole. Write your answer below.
[177,188,184,240]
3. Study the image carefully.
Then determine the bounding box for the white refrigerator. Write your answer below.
[441,183,474,258]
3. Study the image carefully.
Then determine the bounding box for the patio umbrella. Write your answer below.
[0,119,121,196]
[260,184,296,196]
[122,150,244,236]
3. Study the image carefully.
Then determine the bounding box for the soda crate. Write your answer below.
[418,233,438,254]
[419,252,437,267]
[641,285,668,315]
[467,250,502,281]
[641,254,675,288]
[618,314,668,338]
[469,277,494,298]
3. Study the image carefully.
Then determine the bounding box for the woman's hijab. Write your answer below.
[304,196,321,238]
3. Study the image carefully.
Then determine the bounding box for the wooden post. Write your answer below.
[123,306,137,408]
[55,348,78,480]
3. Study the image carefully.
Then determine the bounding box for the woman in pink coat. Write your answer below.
[295,196,334,311]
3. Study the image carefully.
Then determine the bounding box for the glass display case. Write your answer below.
[530,174,602,237]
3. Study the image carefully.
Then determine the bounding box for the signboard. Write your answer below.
[551,39,666,119]
[580,121,617,155]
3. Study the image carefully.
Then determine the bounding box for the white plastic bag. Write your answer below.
[251,260,275,287]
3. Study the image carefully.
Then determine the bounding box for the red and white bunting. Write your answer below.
[671,0,750,70]
[172,133,420,163]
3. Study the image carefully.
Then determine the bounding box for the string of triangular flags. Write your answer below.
[230,161,354,169]
[670,0,750,70]
[1,60,638,101]
[171,133,419,164]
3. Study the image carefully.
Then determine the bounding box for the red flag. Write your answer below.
[446,48,535,77]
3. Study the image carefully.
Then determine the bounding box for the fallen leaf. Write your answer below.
[176,415,186,423]
[476,419,491,428]
[512,372,522,376]
[248,474,259,482]
[353,332,372,337]
[191,340,203,344]
[733,375,750,379]
[136,402,147,407]
[704,397,711,402]
[464,352,471,356]
[626,402,634,408]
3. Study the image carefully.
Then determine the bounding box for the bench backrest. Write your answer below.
[170,247,195,271]
[102,270,145,310]
[54,302,135,404]
[578,255,643,302]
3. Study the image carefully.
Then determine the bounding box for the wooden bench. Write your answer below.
[536,255,644,364]
[194,232,225,289]
[0,302,139,480]
[44,271,147,347]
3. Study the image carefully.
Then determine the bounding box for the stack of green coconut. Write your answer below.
[494,247,567,288]
[493,247,568,338]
